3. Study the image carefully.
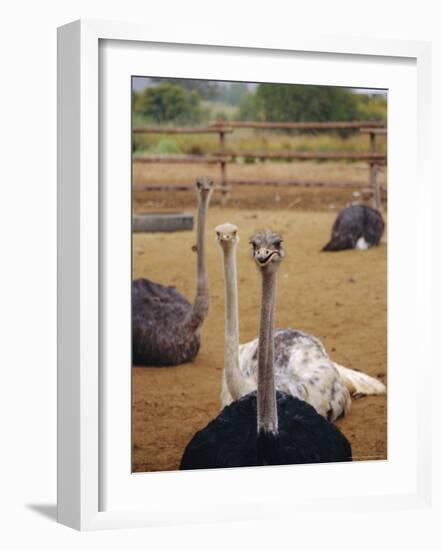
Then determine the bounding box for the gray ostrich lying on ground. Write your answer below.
[132,176,213,366]
[322,204,384,252]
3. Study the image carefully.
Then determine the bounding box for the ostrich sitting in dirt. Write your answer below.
[216,223,385,421]
[322,204,384,252]
[132,176,213,366]
[180,230,352,469]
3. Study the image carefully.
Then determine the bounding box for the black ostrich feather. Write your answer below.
[180,391,352,469]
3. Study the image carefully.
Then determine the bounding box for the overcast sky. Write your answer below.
[132,76,387,96]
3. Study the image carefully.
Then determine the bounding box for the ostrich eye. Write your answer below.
[274,240,282,248]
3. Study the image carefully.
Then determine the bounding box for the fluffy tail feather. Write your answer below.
[334,363,386,397]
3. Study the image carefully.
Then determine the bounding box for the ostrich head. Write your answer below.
[215,223,239,248]
[249,230,284,273]
[195,176,214,202]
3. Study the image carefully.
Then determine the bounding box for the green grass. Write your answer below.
[132,127,387,156]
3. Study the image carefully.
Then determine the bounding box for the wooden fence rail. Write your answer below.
[132,120,387,207]
[228,179,386,190]
[138,184,232,192]
[210,120,385,130]
[133,126,233,134]
[133,154,232,164]
[134,151,386,163]
[359,128,387,135]
[226,151,386,162]
[133,121,385,132]
[138,182,386,194]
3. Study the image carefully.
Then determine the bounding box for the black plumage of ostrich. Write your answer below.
[322,204,384,252]
[180,391,351,468]
[132,176,213,366]
[180,230,352,469]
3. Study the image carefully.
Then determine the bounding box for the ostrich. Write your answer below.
[132,176,213,366]
[180,230,352,469]
[322,204,384,251]
[216,223,385,421]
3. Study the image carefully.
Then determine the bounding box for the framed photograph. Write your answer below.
[57,19,432,530]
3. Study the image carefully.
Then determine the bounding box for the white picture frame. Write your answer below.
[57,19,432,531]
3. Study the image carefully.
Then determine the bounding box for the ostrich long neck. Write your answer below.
[222,244,250,400]
[186,194,210,331]
[257,270,278,434]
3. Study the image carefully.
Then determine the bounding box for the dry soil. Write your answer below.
[132,197,387,472]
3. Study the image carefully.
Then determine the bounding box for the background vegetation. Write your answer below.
[132,78,387,155]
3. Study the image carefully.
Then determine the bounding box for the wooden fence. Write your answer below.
[133,120,387,207]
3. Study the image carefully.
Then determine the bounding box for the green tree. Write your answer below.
[354,93,387,123]
[132,89,139,107]
[255,84,359,123]
[221,82,249,105]
[237,91,263,120]
[134,83,203,124]
[149,78,220,100]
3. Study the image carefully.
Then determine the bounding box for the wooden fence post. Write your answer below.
[369,130,381,211]
[218,126,228,204]
[370,163,381,211]
[369,130,377,155]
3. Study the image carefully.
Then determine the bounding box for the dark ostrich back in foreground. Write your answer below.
[322,204,384,251]
[180,391,352,469]
[132,278,200,366]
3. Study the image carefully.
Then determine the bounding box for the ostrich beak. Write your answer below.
[254,248,280,266]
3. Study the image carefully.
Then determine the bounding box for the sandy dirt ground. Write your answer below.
[133,160,387,211]
[132,186,387,471]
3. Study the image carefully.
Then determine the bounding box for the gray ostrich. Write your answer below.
[322,204,384,252]
[132,176,213,366]
[216,223,385,420]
